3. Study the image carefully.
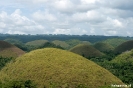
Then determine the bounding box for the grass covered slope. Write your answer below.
[93,42,114,52]
[0,41,25,58]
[0,48,123,88]
[25,40,48,47]
[114,40,133,53]
[70,44,104,58]
[52,40,70,49]
[110,50,133,84]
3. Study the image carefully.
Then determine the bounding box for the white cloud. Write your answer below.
[32,10,57,22]
[52,0,74,13]
[0,0,133,36]
[80,0,100,4]
[53,28,71,34]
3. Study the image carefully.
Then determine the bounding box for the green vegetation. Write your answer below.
[0,80,36,88]
[93,42,114,53]
[114,40,133,54]
[0,56,12,70]
[0,48,123,88]
[70,44,104,58]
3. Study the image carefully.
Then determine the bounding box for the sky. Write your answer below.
[0,0,133,36]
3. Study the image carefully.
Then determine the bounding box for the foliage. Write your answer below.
[0,56,12,70]
[1,80,36,88]
[0,48,123,88]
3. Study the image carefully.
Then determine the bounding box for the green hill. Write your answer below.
[0,41,25,58]
[102,38,127,47]
[70,44,104,58]
[93,42,114,52]
[114,40,133,53]
[25,40,48,47]
[65,39,91,49]
[110,50,133,85]
[52,40,70,49]
[0,48,124,88]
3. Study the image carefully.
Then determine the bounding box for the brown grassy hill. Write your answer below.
[0,48,124,88]
[0,41,25,58]
[70,44,104,58]
[25,40,48,47]
[114,40,133,53]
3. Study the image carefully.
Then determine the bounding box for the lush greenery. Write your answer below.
[0,56,12,70]
[0,80,36,88]
[0,48,123,88]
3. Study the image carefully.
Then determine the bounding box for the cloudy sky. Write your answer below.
[0,0,133,36]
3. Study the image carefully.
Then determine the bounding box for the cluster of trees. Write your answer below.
[0,80,36,88]
[0,34,130,43]
[88,51,133,88]
[0,56,12,70]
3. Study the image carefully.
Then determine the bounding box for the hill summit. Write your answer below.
[0,48,123,88]
[70,44,104,58]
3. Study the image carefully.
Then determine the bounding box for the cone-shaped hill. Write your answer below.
[25,39,49,47]
[70,44,104,58]
[0,48,123,88]
[52,40,70,49]
[110,50,133,84]
[0,41,25,58]
[114,40,133,53]
[93,42,114,52]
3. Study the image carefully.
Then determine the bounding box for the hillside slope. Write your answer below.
[93,42,114,52]
[0,48,123,88]
[0,41,25,58]
[114,40,133,53]
[70,44,104,58]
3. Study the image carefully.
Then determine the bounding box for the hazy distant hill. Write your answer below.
[52,40,70,49]
[25,39,49,47]
[0,41,25,58]
[70,44,104,58]
[93,42,114,52]
[0,48,123,88]
[114,40,133,53]
[102,38,127,47]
